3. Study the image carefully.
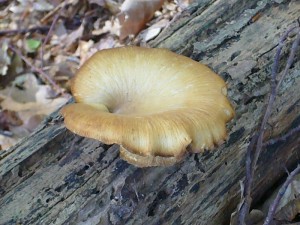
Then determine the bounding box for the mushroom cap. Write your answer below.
[61,46,234,167]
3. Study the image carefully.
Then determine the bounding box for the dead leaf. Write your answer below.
[9,0,53,13]
[0,39,11,76]
[88,0,106,6]
[89,0,120,14]
[175,0,193,10]
[0,74,69,150]
[75,40,95,65]
[274,197,300,222]
[230,209,264,225]
[93,35,117,51]
[33,0,54,12]
[61,23,85,50]
[4,73,40,103]
[118,0,165,40]
[139,18,169,42]
[0,135,18,150]
[92,20,121,36]
[275,173,300,213]
[0,109,23,131]
[252,173,300,224]
[23,114,44,132]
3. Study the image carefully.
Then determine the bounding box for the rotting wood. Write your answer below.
[0,0,300,224]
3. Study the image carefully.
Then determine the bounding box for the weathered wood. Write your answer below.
[1,0,300,224]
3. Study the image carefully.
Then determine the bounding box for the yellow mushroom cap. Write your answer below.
[61,46,234,167]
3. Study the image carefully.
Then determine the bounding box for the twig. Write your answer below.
[276,30,300,91]
[41,0,71,23]
[238,134,258,224]
[263,125,300,146]
[9,45,64,96]
[42,14,60,46]
[40,12,61,68]
[238,24,300,224]
[253,27,299,171]
[263,164,300,225]
[0,26,50,36]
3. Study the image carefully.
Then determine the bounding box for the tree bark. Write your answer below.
[1,0,300,224]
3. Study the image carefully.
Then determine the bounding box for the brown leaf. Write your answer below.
[139,18,169,42]
[88,0,120,14]
[61,23,84,50]
[118,0,165,40]
[0,39,11,76]
[0,109,23,131]
[0,74,69,150]
[274,197,300,222]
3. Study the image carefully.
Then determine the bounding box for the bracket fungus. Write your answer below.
[61,46,234,167]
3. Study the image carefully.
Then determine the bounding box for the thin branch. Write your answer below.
[0,26,50,36]
[263,164,300,225]
[9,45,64,96]
[276,30,300,91]
[40,12,61,68]
[238,24,300,224]
[253,28,299,172]
[238,134,258,225]
[43,14,60,45]
[41,0,70,23]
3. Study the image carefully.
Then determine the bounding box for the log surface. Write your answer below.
[1,0,300,224]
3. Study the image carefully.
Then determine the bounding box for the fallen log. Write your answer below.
[0,0,299,224]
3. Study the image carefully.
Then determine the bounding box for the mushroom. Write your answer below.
[61,46,234,167]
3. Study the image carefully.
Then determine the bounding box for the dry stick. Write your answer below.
[263,164,300,225]
[238,25,299,225]
[0,26,50,36]
[41,0,71,23]
[253,27,299,171]
[40,12,61,68]
[262,30,300,224]
[9,45,64,95]
[276,30,300,91]
[263,31,300,147]
[238,134,259,224]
